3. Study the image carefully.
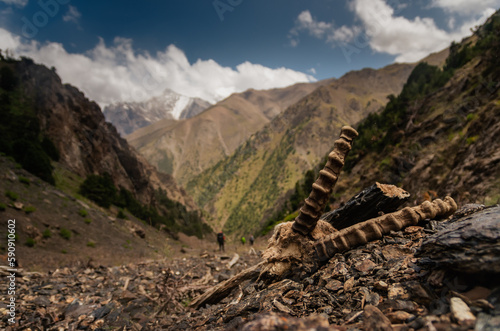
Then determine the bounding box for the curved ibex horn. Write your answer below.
[314,196,458,261]
[292,126,358,236]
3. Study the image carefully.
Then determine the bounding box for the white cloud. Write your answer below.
[431,0,500,16]
[0,0,28,8]
[293,10,333,39]
[349,0,498,62]
[289,0,500,62]
[291,1,499,63]
[63,5,81,25]
[289,10,361,46]
[349,0,455,62]
[0,28,314,106]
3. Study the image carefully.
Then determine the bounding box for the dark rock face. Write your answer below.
[15,59,196,209]
[418,206,500,274]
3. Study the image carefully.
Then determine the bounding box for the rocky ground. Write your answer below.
[1,205,499,330]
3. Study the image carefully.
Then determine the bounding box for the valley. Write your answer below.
[0,6,499,330]
[126,79,332,184]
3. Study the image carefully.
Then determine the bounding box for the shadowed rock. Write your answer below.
[418,206,500,274]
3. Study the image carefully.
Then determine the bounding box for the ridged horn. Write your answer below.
[314,196,458,261]
[292,126,358,235]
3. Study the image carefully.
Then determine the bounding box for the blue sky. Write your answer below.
[0,0,499,106]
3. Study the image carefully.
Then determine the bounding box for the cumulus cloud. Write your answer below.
[0,28,314,106]
[0,0,28,8]
[431,0,500,16]
[291,0,498,62]
[349,0,497,62]
[63,5,81,26]
[348,0,456,62]
[289,10,360,46]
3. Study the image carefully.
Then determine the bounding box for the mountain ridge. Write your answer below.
[183,49,450,236]
[103,88,211,136]
[127,79,333,183]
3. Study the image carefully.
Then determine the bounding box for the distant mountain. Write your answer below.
[127,80,332,184]
[184,49,450,235]
[103,89,211,136]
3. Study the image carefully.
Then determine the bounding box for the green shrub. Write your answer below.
[25,238,35,247]
[466,113,478,122]
[78,209,88,217]
[59,228,72,240]
[18,176,30,185]
[11,139,55,185]
[23,206,36,214]
[117,209,127,219]
[84,218,92,224]
[42,229,51,238]
[466,135,479,145]
[86,241,96,248]
[0,66,18,92]
[79,173,117,208]
[0,202,6,211]
[61,249,67,254]
[41,137,60,161]
[5,191,18,201]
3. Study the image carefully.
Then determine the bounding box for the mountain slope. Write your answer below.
[103,89,211,136]
[261,11,500,235]
[185,60,436,235]
[186,49,449,235]
[0,155,177,271]
[334,14,500,207]
[0,57,210,238]
[127,80,332,184]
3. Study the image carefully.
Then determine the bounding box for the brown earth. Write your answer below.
[0,156,215,272]
[2,205,498,330]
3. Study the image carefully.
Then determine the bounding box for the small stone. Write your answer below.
[355,259,377,273]
[475,312,500,331]
[273,298,293,315]
[404,226,422,234]
[363,304,393,331]
[388,283,408,300]
[365,292,381,307]
[375,281,389,291]
[387,311,415,323]
[450,297,476,326]
[325,279,343,291]
[333,262,348,275]
[405,281,432,304]
[344,277,356,292]
[13,202,24,210]
[427,269,446,287]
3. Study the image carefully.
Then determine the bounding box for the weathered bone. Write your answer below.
[314,196,458,261]
[191,197,458,308]
[321,182,411,230]
[292,126,358,235]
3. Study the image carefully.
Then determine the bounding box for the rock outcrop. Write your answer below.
[15,59,195,209]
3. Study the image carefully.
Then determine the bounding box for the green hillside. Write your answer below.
[187,62,419,236]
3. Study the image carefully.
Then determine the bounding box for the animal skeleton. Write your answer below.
[191,126,457,308]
